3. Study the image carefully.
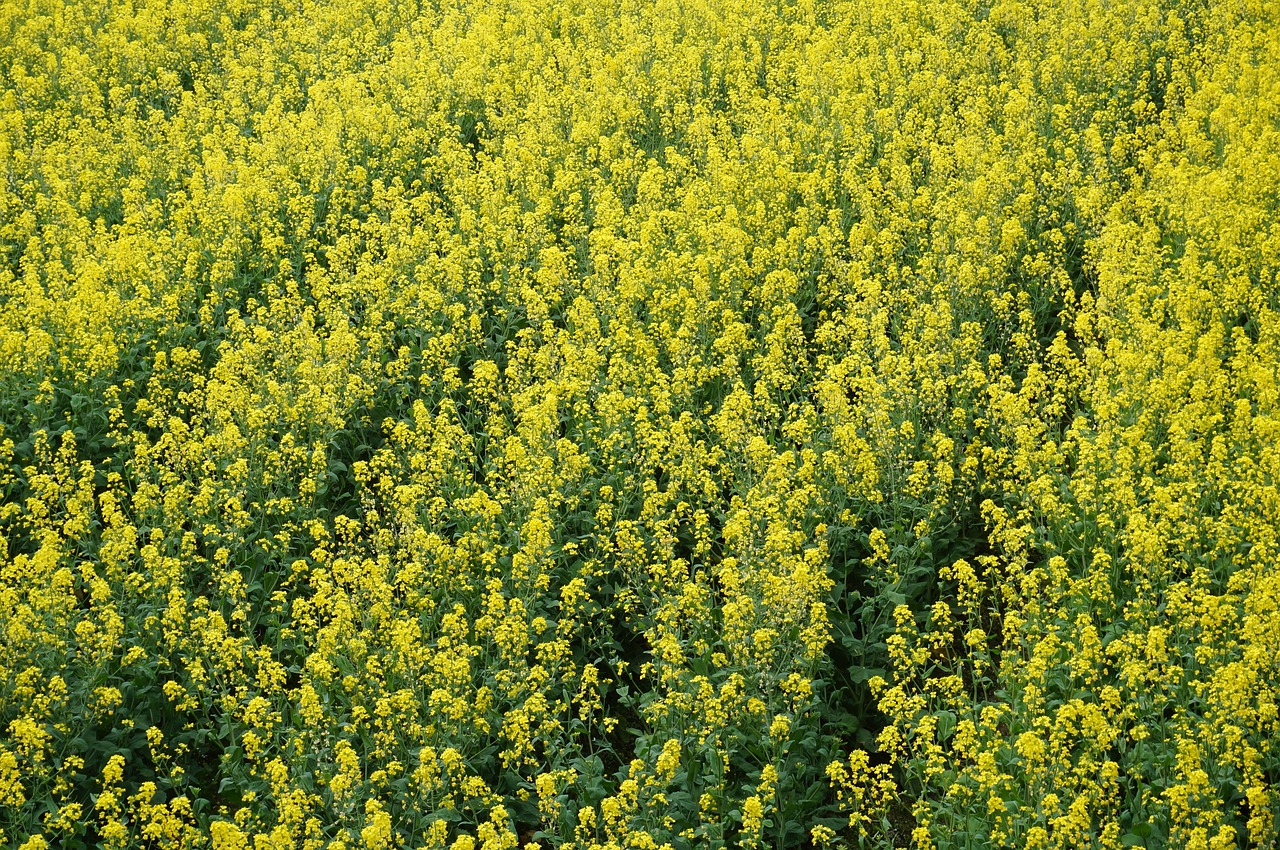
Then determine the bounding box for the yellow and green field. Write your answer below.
[1,0,1278,847]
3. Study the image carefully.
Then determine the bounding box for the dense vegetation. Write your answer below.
[1,0,1278,847]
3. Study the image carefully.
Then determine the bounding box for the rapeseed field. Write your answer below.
[1,0,1278,846]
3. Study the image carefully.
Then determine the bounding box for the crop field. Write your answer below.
[1,0,1279,847]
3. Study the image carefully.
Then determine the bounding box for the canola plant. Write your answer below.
[1,0,1278,847]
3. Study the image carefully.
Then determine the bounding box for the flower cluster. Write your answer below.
[1,0,1277,847]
